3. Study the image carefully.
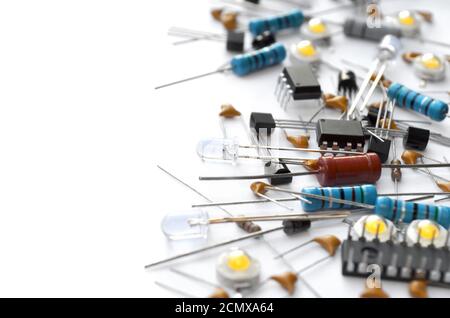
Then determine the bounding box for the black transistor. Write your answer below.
[226,31,245,52]
[275,64,322,109]
[316,119,365,151]
[367,136,391,163]
[249,112,276,137]
[403,126,430,151]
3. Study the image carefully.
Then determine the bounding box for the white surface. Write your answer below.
[0,0,449,297]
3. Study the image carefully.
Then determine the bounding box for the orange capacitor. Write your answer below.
[316,153,382,186]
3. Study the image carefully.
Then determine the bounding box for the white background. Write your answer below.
[0,0,449,297]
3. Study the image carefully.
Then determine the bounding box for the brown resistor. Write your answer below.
[209,288,230,298]
[237,220,262,233]
[313,235,341,256]
[270,272,298,295]
[409,280,428,298]
[390,159,402,182]
[219,104,241,118]
[360,287,389,298]
[401,150,423,164]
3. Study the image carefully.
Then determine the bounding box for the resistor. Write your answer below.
[249,9,304,36]
[390,159,402,183]
[375,197,450,228]
[387,82,449,121]
[155,43,287,89]
[301,184,378,212]
[343,18,402,41]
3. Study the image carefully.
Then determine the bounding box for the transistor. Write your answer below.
[338,70,358,99]
[275,64,322,109]
[155,43,286,89]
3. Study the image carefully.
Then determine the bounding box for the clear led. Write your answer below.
[196,138,239,162]
[161,208,209,240]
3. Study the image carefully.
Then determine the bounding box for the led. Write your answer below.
[353,215,394,242]
[216,248,261,289]
[161,208,209,240]
[290,40,320,65]
[197,138,239,162]
[406,219,447,247]
[308,18,326,34]
[398,10,416,26]
[412,53,446,81]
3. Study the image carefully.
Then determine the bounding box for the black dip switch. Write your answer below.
[367,136,391,163]
[249,112,276,137]
[316,119,365,149]
[226,31,245,52]
[403,126,430,151]
[252,31,276,50]
[282,65,322,100]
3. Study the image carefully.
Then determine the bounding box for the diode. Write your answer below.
[145,217,340,268]
[347,35,402,120]
[157,165,262,234]
[387,82,449,121]
[154,43,286,90]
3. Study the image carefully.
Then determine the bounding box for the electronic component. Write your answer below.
[216,248,261,289]
[343,18,402,41]
[248,9,304,36]
[161,208,208,240]
[368,136,391,163]
[275,64,322,109]
[392,10,421,37]
[289,40,321,66]
[252,31,276,50]
[301,184,377,212]
[249,112,276,136]
[155,43,286,89]
[341,220,450,286]
[300,18,331,44]
[338,70,358,98]
[316,119,365,151]
[409,280,428,298]
[413,53,446,81]
[353,215,395,242]
[403,126,430,150]
[375,197,450,228]
[406,219,447,248]
[387,83,449,121]
[226,31,245,52]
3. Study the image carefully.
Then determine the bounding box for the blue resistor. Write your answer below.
[230,43,286,76]
[301,184,378,212]
[387,82,449,121]
[249,9,304,37]
[375,197,450,228]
